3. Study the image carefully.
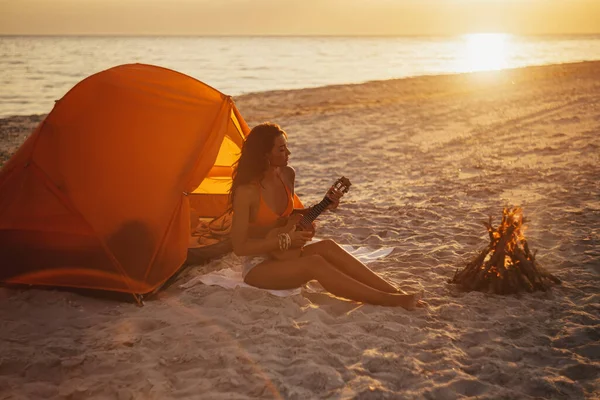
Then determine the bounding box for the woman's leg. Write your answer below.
[244,254,420,309]
[302,239,400,294]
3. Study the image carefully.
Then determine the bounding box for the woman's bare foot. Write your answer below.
[392,289,426,310]
[391,290,424,310]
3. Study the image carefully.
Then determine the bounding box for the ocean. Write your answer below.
[1,34,600,117]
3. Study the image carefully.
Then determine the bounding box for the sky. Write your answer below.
[1,0,599,36]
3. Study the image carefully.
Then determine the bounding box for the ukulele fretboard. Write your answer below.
[298,197,332,229]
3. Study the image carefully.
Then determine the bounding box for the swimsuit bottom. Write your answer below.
[241,255,269,279]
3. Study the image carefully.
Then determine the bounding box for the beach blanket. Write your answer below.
[180,244,394,297]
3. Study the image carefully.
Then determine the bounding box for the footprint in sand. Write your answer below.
[561,362,600,381]
[448,378,490,397]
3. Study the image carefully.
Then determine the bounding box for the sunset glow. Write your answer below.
[0,0,598,36]
[461,33,511,72]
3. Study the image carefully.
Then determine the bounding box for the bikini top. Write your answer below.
[250,176,294,228]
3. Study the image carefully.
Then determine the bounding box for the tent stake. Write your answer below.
[133,293,144,307]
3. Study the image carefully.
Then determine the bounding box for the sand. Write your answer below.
[1,61,599,399]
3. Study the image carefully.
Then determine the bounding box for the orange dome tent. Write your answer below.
[0,63,258,300]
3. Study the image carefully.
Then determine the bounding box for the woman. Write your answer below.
[229,123,423,309]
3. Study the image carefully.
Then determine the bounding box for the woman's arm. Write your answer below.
[230,185,280,256]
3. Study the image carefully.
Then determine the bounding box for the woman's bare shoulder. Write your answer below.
[280,166,296,182]
[234,184,260,203]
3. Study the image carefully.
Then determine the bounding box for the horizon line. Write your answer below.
[2,32,600,39]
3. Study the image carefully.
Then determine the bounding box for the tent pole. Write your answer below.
[132,293,144,307]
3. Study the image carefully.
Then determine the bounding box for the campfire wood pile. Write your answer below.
[450,207,561,294]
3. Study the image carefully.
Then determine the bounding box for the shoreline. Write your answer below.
[2,59,600,121]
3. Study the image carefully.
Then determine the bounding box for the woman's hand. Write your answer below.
[289,229,313,248]
[325,186,344,210]
[307,221,317,238]
[280,214,313,248]
[290,213,316,237]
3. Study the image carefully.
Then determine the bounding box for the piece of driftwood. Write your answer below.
[450,207,561,294]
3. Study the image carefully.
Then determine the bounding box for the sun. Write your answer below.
[460,33,511,72]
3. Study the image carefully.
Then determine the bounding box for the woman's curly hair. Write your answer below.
[228,122,287,210]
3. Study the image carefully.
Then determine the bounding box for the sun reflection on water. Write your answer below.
[460,33,512,72]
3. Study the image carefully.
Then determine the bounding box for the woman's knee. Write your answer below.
[307,239,338,254]
[320,239,338,249]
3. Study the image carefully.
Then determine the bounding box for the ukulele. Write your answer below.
[267,176,352,261]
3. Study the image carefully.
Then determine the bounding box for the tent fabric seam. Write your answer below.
[142,98,231,282]
[27,161,138,295]
[184,99,232,190]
